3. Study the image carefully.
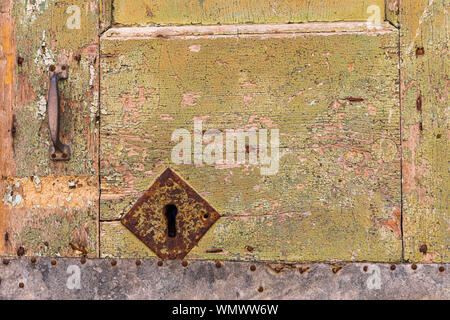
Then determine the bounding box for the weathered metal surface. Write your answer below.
[0,258,448,299]
[47,65,70,161]
[112,0,386,26]
[100,23,402,262]
[121,168,220,260]
[400,0,449,263]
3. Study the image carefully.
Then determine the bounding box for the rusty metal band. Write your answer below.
[0,258,448,300]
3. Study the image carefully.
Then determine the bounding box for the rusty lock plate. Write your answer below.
[121,168,220,260]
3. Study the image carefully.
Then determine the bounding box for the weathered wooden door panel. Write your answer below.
[400,0,449,263]
[112,0,386,26]
[99,23,402,262]
[0,0,100,257]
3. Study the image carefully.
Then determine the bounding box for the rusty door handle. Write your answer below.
[47,65,70,160]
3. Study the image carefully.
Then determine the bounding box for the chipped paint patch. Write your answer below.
[1,176,97,209]
[181,91,201,107]
[188,44,201,52]
[22,0,50,24]
[33,30,55,67]
[36,95,47,119]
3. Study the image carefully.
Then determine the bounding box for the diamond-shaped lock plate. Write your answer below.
[121,168,220,260]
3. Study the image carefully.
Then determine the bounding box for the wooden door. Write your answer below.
[0,0,447,264]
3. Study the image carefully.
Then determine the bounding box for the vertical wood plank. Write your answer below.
[0,0,16,254]
[401,0,449,262]
[0,0,100,257]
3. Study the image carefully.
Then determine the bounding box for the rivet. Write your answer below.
[17,246,25,256]
[411,264,417,270]
[111,259,117,266]
[246,246,254,252]
[30,257,37,264]
[135,259,141,266]
[182,261,188,267]
[49,65,56,72]
[390,264,396,271]
[19,282,24,289]
[416,47,425,56]
[416,95,423,111]
[215,261,222,269]
[439,266,445,273]
[2,259,10,265]
[257,286,264,293]
[363,266,368,272]
[80,257,86,265]
[419,244,427,254]
[250,265,256,272]
[51,259,57,266]
[157,260,163,267]
[43,241,49,247]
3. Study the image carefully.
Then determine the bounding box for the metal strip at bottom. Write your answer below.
[0,258,448,299]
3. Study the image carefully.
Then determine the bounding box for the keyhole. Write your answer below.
[164,204,178,238]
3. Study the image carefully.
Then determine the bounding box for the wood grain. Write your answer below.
[400,0,449,263]
[0,0,100,257]
[112,0,386,26]
[0,0,16,254]
[100,23,402,262]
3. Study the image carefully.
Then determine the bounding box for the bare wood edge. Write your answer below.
[101,22,397,41]
[0,0,16,254]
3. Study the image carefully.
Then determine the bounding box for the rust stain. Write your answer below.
[332,266,343,274]
[121,168,220,260]
[345,97,365,102]
[299,266,310,274]
[267,263,298,274]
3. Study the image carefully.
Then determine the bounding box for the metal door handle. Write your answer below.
[47,65,70,160]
